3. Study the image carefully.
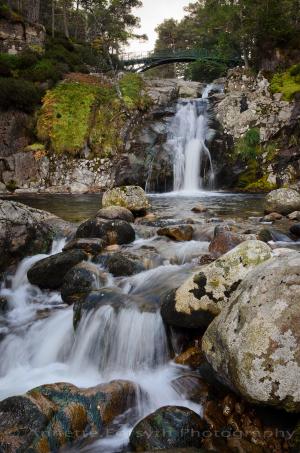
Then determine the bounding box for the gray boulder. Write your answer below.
[202,251,300,412]
[265,189,300,215]
[161,241,272,329]
[102,186,151,214]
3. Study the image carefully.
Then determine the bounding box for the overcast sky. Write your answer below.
[127,0,193,54]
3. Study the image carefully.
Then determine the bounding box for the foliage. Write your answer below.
[37,74,150,156]
[244,175,277,192]
[270,64,300,101]
[235,128,261,161]
[185,60,228,83]
[0,77,42,112]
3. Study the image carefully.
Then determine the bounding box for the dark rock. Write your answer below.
[61,262,107,305]
[76,218,135,245]
[0,380,137,453]
[290,223,300,238]
[0,200,55,272]
[174,346,205,369]
[73,288,126,329]
[96,252,145,277]
[0,296,9,313]
[208,225,244,258]
[27,250,88,290]
[63,238,105,255]
[157,225,194,241]
[129,406,208,451]
[96,206,134,223]
[171,375,210,405]
[258,227,291,243]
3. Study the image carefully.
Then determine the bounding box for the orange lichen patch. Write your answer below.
[65,403,88,436]
[27,392,57,419]
[35,435,51,453]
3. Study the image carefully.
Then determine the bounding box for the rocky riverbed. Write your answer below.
[1,186,300,452]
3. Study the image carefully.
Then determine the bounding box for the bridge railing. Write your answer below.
[120,48,212,63]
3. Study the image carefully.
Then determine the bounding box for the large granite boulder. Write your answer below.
[76,218,135,245]
[0,380,137,452]
[129,406,208,451]
[161,241,272,329]
[27,250,88,290]
[202,251,300,412]
[0,200,55,272]
[102,186,151,214]
[265,189,300,215]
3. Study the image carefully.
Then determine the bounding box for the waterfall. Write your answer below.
[167,84,216,192]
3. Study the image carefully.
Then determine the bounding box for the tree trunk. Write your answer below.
[52,0,55,38]
[74,0,80,40]
[62,0,70,38]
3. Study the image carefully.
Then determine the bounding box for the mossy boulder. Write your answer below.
[129,406,208,451]
[202,251,300,412]
[265,189,300,215]
[0,380,138,452]
[102,186,151,214]
[161,241,272,329]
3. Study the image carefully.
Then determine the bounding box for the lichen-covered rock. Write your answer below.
[157,225,194,242]
[161,241,272,329]
[96,205,134,223]
[202,251,300,412]
[0,380,137,453]
[27,250,88,290]
[129,406,207,451]
[102,186,151,214]
[0,200,55,272]
[63,238,105,255]
[61,262,107,305]
[265,189,300,215]
[76,218,135,245]
[96,251,145,277]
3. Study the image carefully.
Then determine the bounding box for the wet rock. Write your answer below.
[265,189,300,215]
[290,223,300,238]
[0,200,55,272]
[157,225,194,242]
[27,250,88,290]
[208,225,244,258]
[0,296,9,313]
[258,227,291,243]
[192,204,208,213]
[203,400,227,431]
[227,439,265,453]
[102,186,151,214]
[288,211,300,221]
[76,218,135,245]
[175,346,205,369]
[262,212,283,222]
[202,251,300,411]
[96,205,134,223]
[73,288,126,328]
[61,262,107,305]
[161,241,272,329]
[96,252,145,277]
[129,406,208,451]
[63,238,105,255]
[171,375,210,405]
[0,380,137,452]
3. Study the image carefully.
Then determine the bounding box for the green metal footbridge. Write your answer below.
[119,49,242,72]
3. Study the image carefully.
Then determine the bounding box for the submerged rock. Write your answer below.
[161,241,272,329]
[0,199,55,272]
[102,186,151,214]
[63,238,105,255]
[202,251,300,412]
[157,225,194,242]
[76,218,135,245]
[129,406,207,451]
[0,380,137,452]
[96,205,135,223]
[265,189,300,215]
[61,262,107,305]
[27,250,88,290]
[97,251,145,277]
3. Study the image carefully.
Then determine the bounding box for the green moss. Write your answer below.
[6,179,17,192]
[119,73,152,110]
[37,82,99,155]
[234,128,261,161]
[244,175,277,192]
[24,143,46,152]
[270,64,300,101]
[237,160,259,188]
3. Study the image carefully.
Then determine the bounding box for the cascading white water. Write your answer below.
[167,85,216,192]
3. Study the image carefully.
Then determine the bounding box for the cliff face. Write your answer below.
[0,16,45,54]
[212,67,300,191]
